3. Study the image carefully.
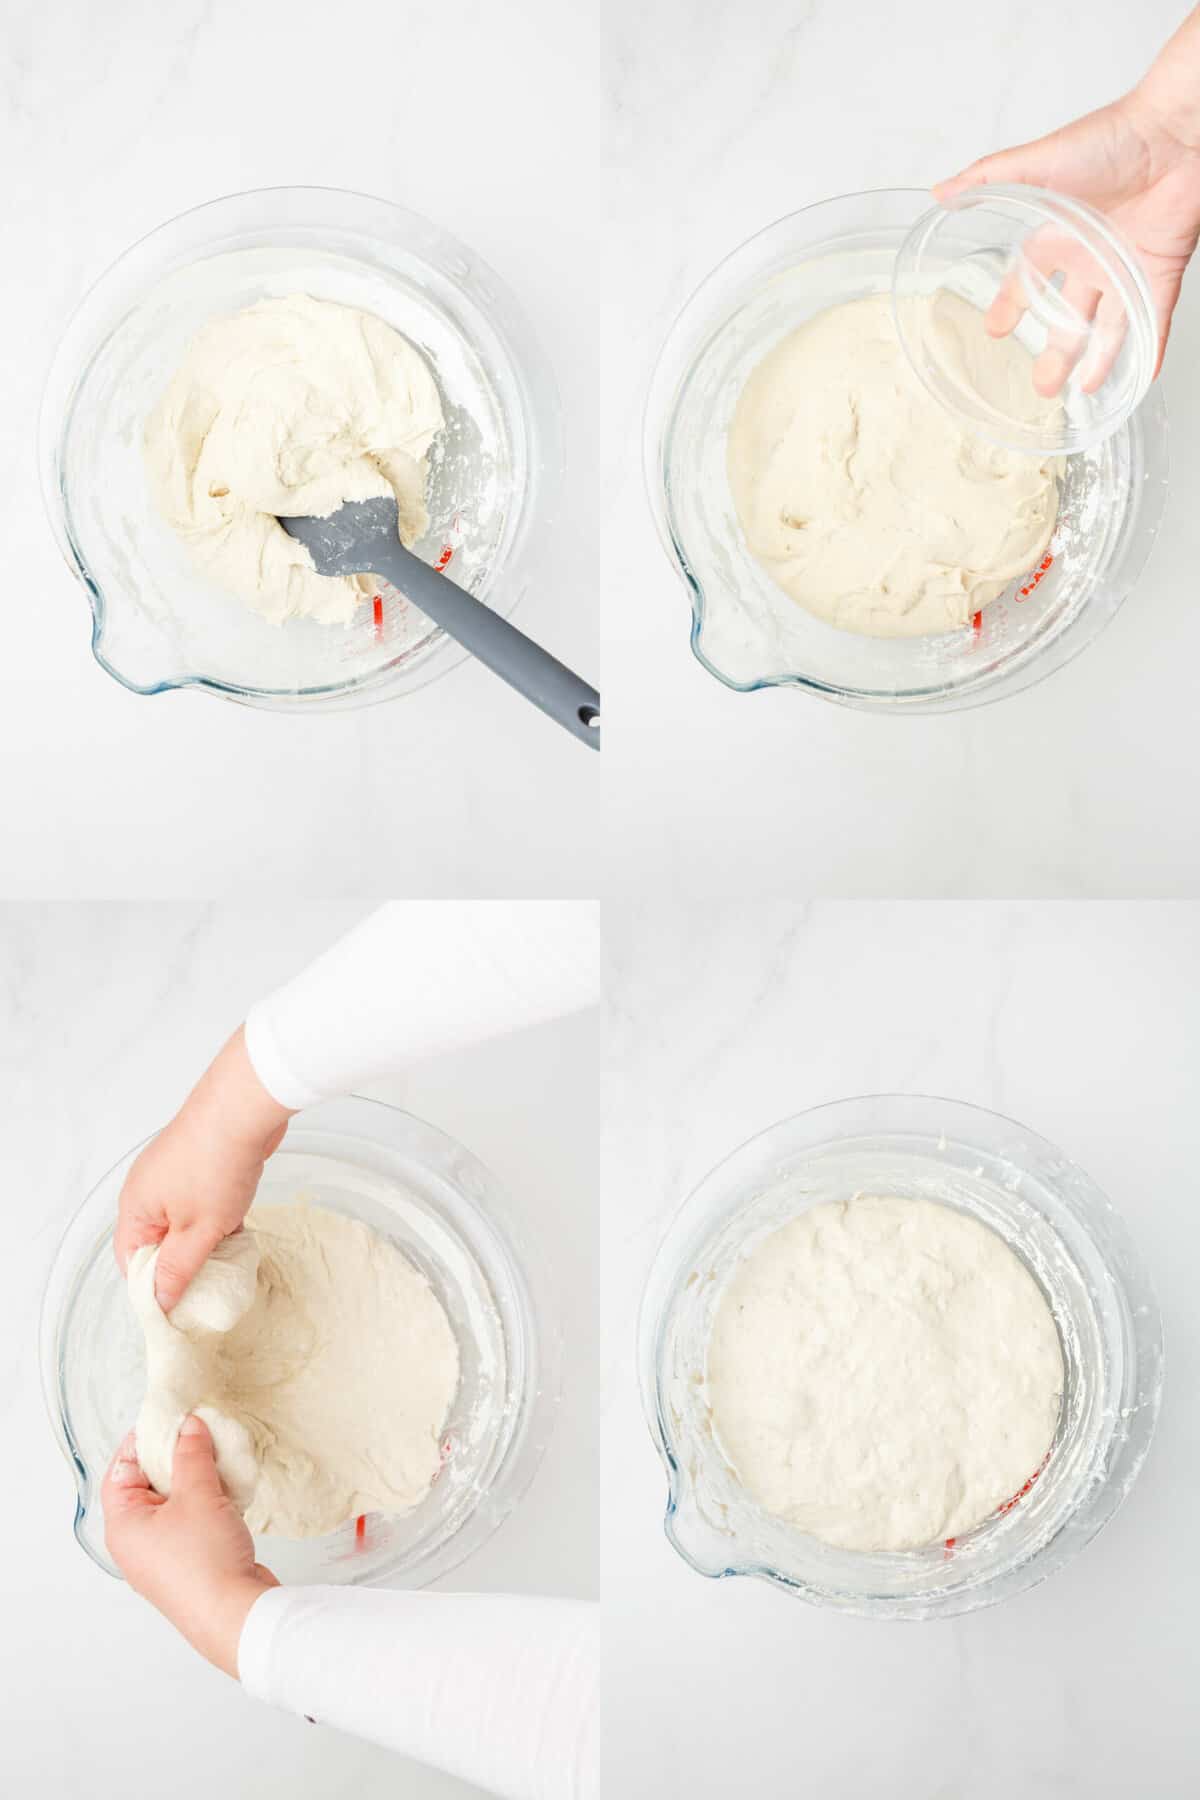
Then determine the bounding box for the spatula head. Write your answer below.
[278,496,401,577]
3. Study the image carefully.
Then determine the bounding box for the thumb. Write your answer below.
[154,1223,224,1314]
[170,1415,225,1502]
[933,148,1034,206]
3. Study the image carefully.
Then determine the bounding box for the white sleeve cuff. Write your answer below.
[243,1001,325,1112]
[236,1585,598,1800]
[236,1584,294,1701]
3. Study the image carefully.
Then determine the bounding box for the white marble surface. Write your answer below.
[0,903,597,1797]
[603,902,1199,1796]
[3,0,1198,896]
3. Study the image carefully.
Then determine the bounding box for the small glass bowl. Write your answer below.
[893,185,1158,456]
[39,186,562,713]
[639,1095,1162,1620]
[41,1096,560,1587]
[644,190,1169,713]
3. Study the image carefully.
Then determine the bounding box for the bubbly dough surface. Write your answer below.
[726,294,1059,637]
[130,1201,459,1538]
[144,294,444,625]
[706,1196,1063,1551]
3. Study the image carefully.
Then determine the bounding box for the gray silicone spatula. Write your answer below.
[280,498,600,750]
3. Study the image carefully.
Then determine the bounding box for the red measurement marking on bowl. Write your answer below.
[355,1513,367,1544]
[995,1448,1052,1518]
[430,1434,454,1485]
[971,611,982,636]
[1017,553,1054,602]
[435,511,463,573]
[371,516,459,640]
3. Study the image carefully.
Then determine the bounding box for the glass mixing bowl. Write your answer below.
[41,1096,560,1586]
[639,1095,1162,1619]
[40,187,561,713]
[644,191,1170,713]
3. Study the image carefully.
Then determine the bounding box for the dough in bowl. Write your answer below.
[144,293,444,625]
[706,1195,1063,1551]
[726,293,1059,637]
[129,1200,459,1538]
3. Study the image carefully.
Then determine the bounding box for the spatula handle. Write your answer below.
[374,540,600,750]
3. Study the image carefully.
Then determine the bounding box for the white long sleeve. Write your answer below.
[238,1587,598,1800]
[243,901,601,1109]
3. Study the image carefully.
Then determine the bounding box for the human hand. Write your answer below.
[115,1027,292,1313]
[935,15,1200,380]
[103,1415,278,1678]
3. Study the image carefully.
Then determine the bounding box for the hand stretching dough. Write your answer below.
[726,293,1059,637]
[129,1202,460,1538]
[144,294,444,625]
[706,1196,1063,1551]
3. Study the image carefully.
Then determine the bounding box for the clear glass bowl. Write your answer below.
[639,1095,1163,1619]
[894,185,1158,456]
[40,186,562,713]
[644,191,1169,713]
[41,1096,560,1586]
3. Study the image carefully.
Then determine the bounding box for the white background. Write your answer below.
[4,0,1200,1787]
[603,901,1199,1797]
[3,0,1199,897]
[0,903,597,1796]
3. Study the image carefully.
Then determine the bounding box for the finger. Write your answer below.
[108,1428,146,1484]
[989,225,1073,337]
[169,1414,225,1501]
[931,169,978,206]
[154,1222,226,1313]
[1075,284,1130,395]
[986,231,1101,394]
[101,1431,161,1518]
[932,148,1034,206]
[985,267,1026,339]
[1151,275,1180,381]
[113,1213,165,1277]
[984,252,1067,343]
[932,157,1000,205]
[1032,275,1101,397]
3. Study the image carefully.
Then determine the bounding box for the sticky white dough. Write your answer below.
[144,293,444,625]
[726,293,1059,637]
[129,1201,460,1538]
[706,1195,1063,1551]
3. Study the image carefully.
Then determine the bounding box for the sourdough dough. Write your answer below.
[706,1196,1063,1551]
[726,293,1060,637]
[129,1202,459,1538]
[144,294,444,625]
